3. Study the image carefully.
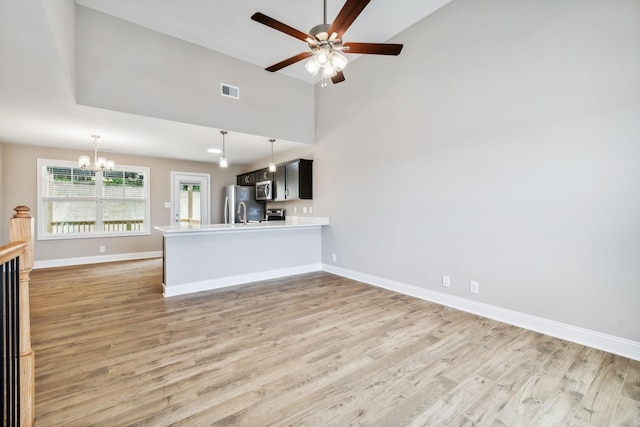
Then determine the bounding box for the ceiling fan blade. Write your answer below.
[251,12,312,42]
[343,42,403,55]
[265,52,313,72]
[332,71,346,84]
[328,0,371,39]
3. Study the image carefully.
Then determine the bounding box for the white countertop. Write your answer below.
[156,216,330,236]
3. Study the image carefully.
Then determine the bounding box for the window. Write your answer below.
[37,159,150,240]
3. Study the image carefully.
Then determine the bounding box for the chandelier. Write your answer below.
[78,135,115,172]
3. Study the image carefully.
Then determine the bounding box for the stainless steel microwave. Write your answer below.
[255,180,273,201]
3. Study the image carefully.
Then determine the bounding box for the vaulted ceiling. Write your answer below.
[0,0,451,164]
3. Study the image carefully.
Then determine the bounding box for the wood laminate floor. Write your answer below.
[29,259,640,426]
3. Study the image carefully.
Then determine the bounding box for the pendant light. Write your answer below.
[219,130,228,168]
[268,138,276,172]
[79,134,115,172]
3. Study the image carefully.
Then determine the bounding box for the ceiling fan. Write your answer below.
[251,0,403,86]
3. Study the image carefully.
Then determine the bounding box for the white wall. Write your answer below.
[0,143,244,262]
[43,0,75,95]
[75,6,315,145]
[315,0,640,342]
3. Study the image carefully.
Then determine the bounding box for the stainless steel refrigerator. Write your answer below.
[223,185,265,224]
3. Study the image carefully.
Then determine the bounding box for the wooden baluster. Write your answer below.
[10,206,35,427]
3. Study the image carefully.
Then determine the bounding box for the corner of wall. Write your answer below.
[43,0,76,97]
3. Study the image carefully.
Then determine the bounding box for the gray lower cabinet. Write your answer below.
[274,159,312,201]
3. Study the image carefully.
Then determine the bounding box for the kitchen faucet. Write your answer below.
[237,201,247,226]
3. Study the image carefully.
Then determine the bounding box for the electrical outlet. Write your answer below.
[470,280,479,294]
[442,275,450,288]
[309,207,313,214]
[99,246,106,253]
[332,253,337,262]
[294,207,297,214]
[303,207,308,214]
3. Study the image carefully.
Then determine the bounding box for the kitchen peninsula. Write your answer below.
[156,217,329,297]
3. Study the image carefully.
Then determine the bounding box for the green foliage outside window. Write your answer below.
[181,184,200,192]
[49,167,144,187]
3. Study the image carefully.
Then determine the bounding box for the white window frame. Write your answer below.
[170,171,211,226]
[37,158,151,240]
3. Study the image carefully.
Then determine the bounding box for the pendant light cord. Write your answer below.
[221,130,227,156]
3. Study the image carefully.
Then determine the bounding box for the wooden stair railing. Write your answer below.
[0,206,35,427]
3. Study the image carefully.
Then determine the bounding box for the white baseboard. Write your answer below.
[163,263,323,297]
[322,264,640,362]
[33,251,163,269]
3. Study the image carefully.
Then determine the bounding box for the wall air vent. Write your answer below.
[221,83,239,100]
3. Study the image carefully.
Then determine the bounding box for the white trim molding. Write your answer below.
[322,264,640,362]
[34,251,162,269]
[163,263,322,297]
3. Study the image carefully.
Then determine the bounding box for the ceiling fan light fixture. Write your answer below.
[305,57,321,76]
[252,0,403,85]
[322,62,337,78]
[315,48,330,66]
[331,51,348,71]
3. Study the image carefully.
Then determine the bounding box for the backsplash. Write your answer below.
[266,200,315,217]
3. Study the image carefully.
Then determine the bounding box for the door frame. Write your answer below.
[170,171,211,226]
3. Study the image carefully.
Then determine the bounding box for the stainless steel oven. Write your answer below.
[255,180,273,201]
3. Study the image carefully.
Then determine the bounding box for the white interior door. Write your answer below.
[170,172,210,226]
